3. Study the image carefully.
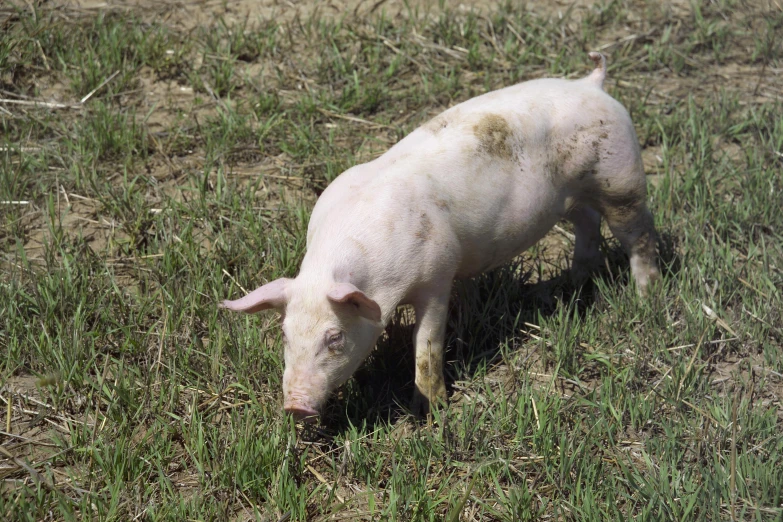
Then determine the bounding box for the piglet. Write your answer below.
[222,53,659,421]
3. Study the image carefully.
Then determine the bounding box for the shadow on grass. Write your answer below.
[319,231,680,434]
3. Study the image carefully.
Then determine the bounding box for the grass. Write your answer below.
[1,0,782,520]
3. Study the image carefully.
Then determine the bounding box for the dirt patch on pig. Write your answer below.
[423,112,452,134]
[432,197,451,212]
[415,212,433,242]
[472,113,513,160]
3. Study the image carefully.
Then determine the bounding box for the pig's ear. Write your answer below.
[327,283,382,323]
[221,278,291,314]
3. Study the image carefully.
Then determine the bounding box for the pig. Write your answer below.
[221,53,659,421]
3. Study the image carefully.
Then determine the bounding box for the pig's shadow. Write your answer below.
[320,231,680,432]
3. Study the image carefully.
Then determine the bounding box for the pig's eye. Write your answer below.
[326,331,345,352]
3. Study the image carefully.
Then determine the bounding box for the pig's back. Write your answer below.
[375,77,636,276]
[308,76,640,280]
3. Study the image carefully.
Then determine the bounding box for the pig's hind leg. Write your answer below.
[605,204,659,295]
[595,174,660,296]
[567,205,603,285]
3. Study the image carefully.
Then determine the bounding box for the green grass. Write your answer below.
[1,0,782,520]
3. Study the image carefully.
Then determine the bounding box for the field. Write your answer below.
[1,0,782,520]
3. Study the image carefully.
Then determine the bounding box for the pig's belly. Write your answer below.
[451,187,568,279]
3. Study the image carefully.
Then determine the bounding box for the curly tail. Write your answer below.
[585,52,606,89]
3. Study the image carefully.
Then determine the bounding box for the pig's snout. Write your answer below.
[284,392,320,422]
[283,369,326,423]
[285,406,318,423]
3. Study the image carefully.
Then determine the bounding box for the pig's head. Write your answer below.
[221,278,384,422]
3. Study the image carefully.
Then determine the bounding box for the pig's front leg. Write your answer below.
[410,287,450,416]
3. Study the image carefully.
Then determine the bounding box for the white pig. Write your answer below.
[222,53,659,421]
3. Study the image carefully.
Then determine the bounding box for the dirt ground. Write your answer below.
[5,0,778,394]
[40,0,783,141]
[56,0,599,27]
[9,0,781,268]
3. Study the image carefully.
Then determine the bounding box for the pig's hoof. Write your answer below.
[570,256,601,287]
[635,268,661,297]
[569,265,595,287]
[410,383,448,417]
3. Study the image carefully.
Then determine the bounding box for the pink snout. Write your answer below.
[284,402,319,423]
